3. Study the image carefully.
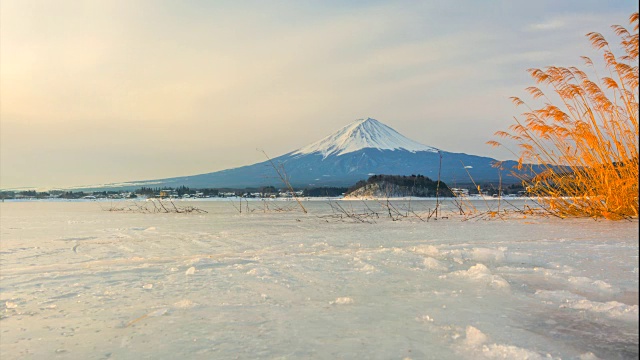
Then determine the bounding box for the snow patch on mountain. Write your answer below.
[292,118,438,158]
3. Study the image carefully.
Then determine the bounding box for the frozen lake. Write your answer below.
[1,200,638,359]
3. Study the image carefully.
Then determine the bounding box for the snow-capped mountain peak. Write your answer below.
[292,117,438,158]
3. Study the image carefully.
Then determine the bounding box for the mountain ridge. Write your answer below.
[55,118,524,191]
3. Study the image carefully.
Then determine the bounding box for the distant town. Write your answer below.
[1,175,527,200]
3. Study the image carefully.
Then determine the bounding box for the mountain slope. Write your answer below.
[71,118,523,191]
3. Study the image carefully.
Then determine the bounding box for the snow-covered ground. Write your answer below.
[1,200,638,359]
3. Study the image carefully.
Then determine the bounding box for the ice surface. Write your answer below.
[0,200,638,359]
[444,263,511,290]
[330,297,354,305]
[423,257,449,271]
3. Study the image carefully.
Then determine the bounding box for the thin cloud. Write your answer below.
[527,19,566,31]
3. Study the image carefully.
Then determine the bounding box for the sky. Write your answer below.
[1,1,637,190]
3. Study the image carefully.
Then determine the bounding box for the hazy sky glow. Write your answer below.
[1,1,637,189]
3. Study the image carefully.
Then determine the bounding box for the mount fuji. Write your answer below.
[79,118,524,191]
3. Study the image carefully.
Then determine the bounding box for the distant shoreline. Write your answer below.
[1,195,532,203]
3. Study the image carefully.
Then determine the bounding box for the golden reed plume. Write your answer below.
[489,13,639,220]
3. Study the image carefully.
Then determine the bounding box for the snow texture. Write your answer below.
[0,200,637,359]
[293,117,438,158]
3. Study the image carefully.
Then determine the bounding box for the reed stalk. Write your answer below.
[490,13,639,220]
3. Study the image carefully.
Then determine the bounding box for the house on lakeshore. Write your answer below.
[159,190,178,198]
[450,188,469,197]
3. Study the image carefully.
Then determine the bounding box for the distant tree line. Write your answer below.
[302,187,348,197]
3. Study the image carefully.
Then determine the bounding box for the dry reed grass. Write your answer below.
[489,13,639,220]
[103,198,207,214]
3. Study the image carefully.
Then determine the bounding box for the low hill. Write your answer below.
[345,174,454,198]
